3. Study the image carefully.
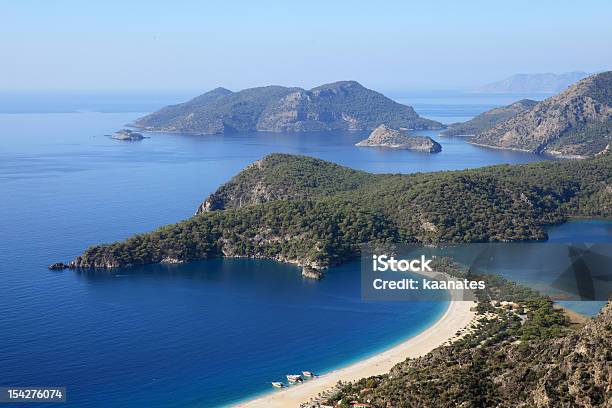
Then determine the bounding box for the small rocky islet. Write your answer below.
[355,124,442,153]
[110,129,146,141]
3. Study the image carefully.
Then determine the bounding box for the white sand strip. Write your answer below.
[233,285,477,408]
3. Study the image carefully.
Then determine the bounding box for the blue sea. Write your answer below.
[0,91,609,407]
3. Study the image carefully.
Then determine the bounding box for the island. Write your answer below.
[301,266,323,280]
[111,129,145,141]
[53,151,610,272]
[469,71,612,158]
[355,124,442,152]
[131,81,443,134]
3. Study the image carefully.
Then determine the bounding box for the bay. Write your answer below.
[0,92,608,407]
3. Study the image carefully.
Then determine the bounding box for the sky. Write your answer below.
[1,0,611,93]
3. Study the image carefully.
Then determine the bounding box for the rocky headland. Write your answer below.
[52,152,610,271]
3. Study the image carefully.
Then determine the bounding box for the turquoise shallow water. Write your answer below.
[545,220,612,315]
[0,93,609,407]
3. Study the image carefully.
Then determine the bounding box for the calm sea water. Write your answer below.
[0,92,609,407]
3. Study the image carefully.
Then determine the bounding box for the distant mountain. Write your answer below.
[475,71,589,93]
[132,81,442,134]
[441,99,537,136]
[470,71,612,158]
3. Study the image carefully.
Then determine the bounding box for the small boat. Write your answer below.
[271,382,284,388]
[286,374,302,382]
[302,371,314,377]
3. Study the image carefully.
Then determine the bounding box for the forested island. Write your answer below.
[131,81,442,134]
[55,152,611,272]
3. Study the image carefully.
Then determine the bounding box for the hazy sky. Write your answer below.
[2,0,611,92]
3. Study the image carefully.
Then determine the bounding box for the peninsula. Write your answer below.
[54,152,611,271]
[131,81,443,134]
[356,124,442,152]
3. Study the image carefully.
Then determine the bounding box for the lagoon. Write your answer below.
[0,94,608,407]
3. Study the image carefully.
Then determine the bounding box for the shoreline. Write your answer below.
[232,273,477,408]
[467,141,589,159]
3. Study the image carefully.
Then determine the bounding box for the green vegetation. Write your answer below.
[132,81,442,134]
[79,200,400,268]
[432,258,569,344]
[469,71,612,157]
[133,87,233,130]
[70,152,611,269]
[584,70,612,106]
[198,154,377,211]
[66,152,612,406]
[135,86,298,134]
[441,99,537,136]
[326,259,611,408]
[548,120,612,157]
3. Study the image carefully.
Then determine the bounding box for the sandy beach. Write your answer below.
[233,275,477,408]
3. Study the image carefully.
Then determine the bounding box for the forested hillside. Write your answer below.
[327,263,611,408]
[62,152,612,270]
[132,81,442,134]
[470,71,612,157]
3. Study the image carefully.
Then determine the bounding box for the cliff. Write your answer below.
[132,81,442,134]
[355,124,442,152]
[470,71,612,158]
